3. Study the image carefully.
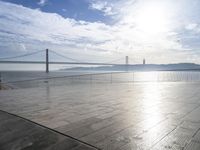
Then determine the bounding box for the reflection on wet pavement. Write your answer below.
[0,80,200,149]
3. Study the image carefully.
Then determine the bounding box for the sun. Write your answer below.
[135,2,170,35]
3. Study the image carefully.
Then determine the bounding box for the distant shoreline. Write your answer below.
[61,63,200,72]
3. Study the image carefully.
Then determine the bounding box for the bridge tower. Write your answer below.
[46,49,49,73]
[125,56,129,65]
[143,58,146,65]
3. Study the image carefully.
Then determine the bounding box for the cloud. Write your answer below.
[0,0,199,64]
[19,43,27,51]
[37,0,48,6]
[186,23,198,30]
[62,9,66,12]
[185,23,200,33]
[89,1,116,16]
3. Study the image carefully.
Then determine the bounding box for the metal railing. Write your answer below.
[1,71,200,89]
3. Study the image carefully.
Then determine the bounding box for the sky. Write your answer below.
[0,0,200,69]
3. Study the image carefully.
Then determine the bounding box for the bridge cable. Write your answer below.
[104,57,124,64]
[0,50,44,60]
[50,50,127,65]
[129,58,141,64]
[49,50,82,62]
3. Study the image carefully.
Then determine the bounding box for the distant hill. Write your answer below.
[61,63,200,71]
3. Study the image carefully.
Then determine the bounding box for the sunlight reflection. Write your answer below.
[137,72,159,82]
[122,81,166,148]
[140,82,163,129]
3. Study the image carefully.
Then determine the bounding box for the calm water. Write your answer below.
[1,71,200,88]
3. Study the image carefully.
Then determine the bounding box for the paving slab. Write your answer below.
[0,110,98,150]
[1,81,200,149]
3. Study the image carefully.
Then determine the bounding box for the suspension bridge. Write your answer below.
[0,49,136,72]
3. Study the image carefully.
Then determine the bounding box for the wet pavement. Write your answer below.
[0,110,98,150]
[0,80,200,149]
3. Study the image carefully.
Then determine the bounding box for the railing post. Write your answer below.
[0,73,1,90]
[110,73,112,83]
[125,56,129,72]
[46,49,49,73]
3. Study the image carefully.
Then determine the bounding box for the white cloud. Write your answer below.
[89,1,116,16]
[185,23,200,34]
[186,23,198,30]
[0,0,199,64]
[37,0,48,6]
[19,43,27,51]
[62,9,66,12]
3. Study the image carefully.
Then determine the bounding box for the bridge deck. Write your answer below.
[0,81,200,149]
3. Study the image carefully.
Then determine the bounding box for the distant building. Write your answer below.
[143,59,146,65]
